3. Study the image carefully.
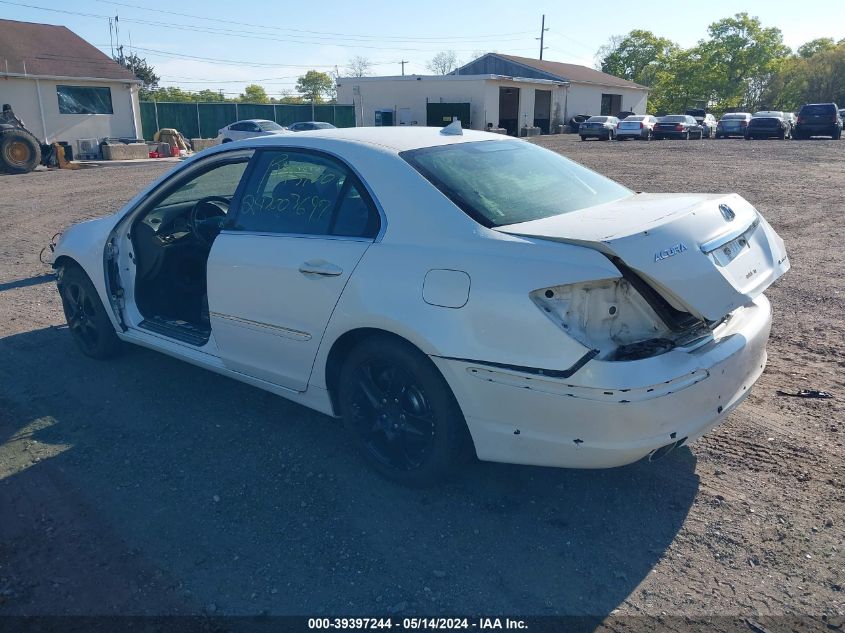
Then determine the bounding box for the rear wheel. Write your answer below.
[0,128,41,174]
[338,336,472,486]
[221,138,233,143]
[57,265,124,359]
[580,135,586,141]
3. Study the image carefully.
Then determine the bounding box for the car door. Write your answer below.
[206,148,382,391]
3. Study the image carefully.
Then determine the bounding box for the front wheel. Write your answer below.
[57,265,124,359]
[0,128,42,174]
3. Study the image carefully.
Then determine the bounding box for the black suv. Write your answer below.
[793,103,842,139]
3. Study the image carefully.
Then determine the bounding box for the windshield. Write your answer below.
[257,120,284,131]
[401,140,632,228]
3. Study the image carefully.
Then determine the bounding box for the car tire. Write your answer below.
[580,135,586,141]
[337,335,472,486]
[221,138,233,143]
[57,265,124,359]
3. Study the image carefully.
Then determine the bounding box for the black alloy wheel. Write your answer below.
[338,337,471,486]
[58,266,123,359]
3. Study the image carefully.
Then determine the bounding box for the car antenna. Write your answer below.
[440,119,463,136]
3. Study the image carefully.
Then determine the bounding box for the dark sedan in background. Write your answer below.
[745,115,792,140]
[652,115,704,140]
[715,113,752,138]
[287,121,337,132]
[579,116,619,140]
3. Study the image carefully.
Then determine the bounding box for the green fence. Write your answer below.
[139,101,356,140]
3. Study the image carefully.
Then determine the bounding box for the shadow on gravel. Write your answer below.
[0,325,700,619]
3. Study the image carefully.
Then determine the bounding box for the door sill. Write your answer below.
[138,316,210,346]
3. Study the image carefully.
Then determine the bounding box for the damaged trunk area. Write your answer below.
[530,265,716,362]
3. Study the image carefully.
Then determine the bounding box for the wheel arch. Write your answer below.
[323,327,441,414]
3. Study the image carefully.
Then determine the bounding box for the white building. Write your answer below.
[0,18,142,155]
[337,53,649,136]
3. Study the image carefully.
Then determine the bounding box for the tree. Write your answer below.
[119,53,159,97]
[195,89,226,102]
[696,13,790,109]
[295,70,334,103]
[346,55,372,78]
[277,90,306,104]
[239,84,269,103]
[597,30,678,86]
[797,37,836,58]
[426,51,458,75]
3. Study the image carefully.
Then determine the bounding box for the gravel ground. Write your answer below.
[0,137,842,628]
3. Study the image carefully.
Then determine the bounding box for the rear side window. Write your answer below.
[233,150,379,238]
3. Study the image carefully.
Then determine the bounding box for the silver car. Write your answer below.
[216,119,289,143]
[579,116,619,141]
[616,115,658,140]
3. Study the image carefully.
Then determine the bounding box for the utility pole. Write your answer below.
[537,14,549,59]
[400,60,408,76]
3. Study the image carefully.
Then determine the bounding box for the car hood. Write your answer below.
[496,193,789,321]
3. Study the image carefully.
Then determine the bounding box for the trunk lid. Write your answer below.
[496,193,789,321]
[619,121,642,129]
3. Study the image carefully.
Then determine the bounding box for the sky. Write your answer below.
[1,0,842,97]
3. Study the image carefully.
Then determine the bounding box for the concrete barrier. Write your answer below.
[190,138,219,151]
[520,126,541,137]
[101,143,150,160]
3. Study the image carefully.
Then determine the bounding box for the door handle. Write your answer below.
[298,260,343,277]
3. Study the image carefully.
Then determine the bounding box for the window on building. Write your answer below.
[57,85,114,115]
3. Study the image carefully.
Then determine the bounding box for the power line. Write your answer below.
[91,0,535,42]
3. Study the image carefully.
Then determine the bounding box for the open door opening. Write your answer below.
[129,159,250,345]
[533,89,551,135]
[498,87,520,137]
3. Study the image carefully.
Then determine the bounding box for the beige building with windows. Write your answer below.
[336,53,649,135]
[0,18,142,156]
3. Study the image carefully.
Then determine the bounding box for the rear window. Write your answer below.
[685,109,706,117]
[625,116,646,121]
[401,140,632,228]
[800,104,836,115]
[722,114,748,119]
[587,116,608,122]
[661,115,687,122]
[256,120,284,131]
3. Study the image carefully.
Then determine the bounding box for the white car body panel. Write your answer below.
[51,127,789,470]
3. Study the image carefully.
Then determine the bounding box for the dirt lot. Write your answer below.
[0,136,842,628]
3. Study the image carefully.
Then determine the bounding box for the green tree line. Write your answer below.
[597,13,845,114]
[117,54,337,104]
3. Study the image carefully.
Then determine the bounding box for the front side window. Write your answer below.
[157,161,250,208]
[57,85,113,114]
[401,140,632,228]
[233,150,379,237]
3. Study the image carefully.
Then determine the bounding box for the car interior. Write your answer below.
[130,160,249,344]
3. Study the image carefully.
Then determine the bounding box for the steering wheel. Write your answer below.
[189,196,229,246]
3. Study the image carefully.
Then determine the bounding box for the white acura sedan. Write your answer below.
[52,125,789,485]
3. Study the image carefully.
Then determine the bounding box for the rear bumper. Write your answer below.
[794,125,840,137]
[617,128,648,138]
[580,128,612,137]
[653,130,689,138]
[432,295,772,469]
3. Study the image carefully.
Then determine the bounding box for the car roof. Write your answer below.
[226,126,511,152]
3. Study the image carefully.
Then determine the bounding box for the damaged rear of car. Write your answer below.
[402,138,789,469]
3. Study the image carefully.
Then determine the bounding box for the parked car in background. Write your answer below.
[793,103,842,139]
[287,121,337,132]
[840,109,845,122]
[715,113,752,138]
[217,119,288,143]
[51,126,790,484]
[579,116,619,140]
[616,111,636,120]
[616,115,658,140]
[653,115,704,140]
[753,111,793,134]
[686,109,718,138]
[745,115,792,140]
[568,114,592,133]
